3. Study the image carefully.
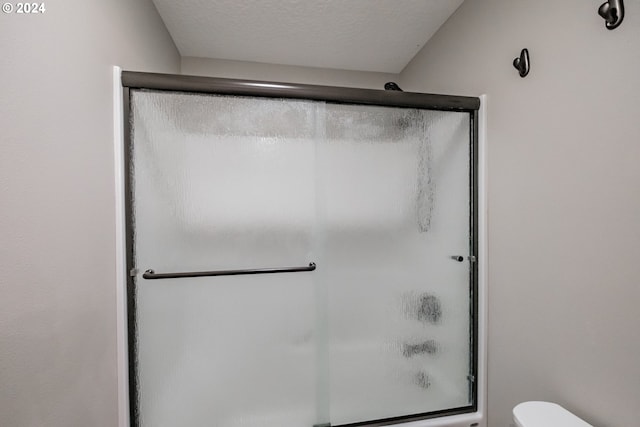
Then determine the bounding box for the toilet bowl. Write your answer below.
[513,401,593,427]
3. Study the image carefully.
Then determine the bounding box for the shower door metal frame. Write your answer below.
[121,71,480,427]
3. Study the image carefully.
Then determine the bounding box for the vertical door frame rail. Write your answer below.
[121,71,481,427]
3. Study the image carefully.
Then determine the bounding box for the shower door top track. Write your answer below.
[121,71,480,112]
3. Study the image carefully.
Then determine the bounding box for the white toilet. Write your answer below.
[513,401,593,427]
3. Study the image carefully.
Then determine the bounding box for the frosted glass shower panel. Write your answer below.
[321,105,472,424]
[130,91,321,427]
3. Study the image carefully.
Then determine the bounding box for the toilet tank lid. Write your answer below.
[513,401,593,427]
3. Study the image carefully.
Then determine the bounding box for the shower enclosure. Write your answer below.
[122,72,480,427]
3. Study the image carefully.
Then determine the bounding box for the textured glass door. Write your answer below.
[128,89,474,427]
[320,105,472,425]
[130,91,323,427]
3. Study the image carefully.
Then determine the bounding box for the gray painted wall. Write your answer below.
[0,1,179,426]
[182,56,398,89]
[400,1,640,426]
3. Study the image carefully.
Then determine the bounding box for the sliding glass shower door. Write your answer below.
[319,103,472,425]
[127,84,476,427]
[130,93,322,427]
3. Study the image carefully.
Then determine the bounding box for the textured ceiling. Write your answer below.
[152,0,464,73]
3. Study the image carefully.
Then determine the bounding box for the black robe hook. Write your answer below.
[598,0,624,30]
[513,48,530,78]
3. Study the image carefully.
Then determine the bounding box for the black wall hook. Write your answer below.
[598,0,624,30]
[513,48,530,78]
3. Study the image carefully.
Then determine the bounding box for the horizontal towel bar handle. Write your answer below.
[142,262,316,280]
